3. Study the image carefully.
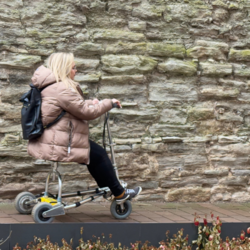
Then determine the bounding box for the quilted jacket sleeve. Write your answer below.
[56,87,112,120]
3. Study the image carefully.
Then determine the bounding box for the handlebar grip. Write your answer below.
[112,103,120,108]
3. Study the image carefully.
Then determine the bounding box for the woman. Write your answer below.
[28,52,141,202]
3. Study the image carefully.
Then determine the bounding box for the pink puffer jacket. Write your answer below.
[27,66,112,164]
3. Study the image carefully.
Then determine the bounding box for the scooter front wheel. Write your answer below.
[14,192,36,214]
[110,200,132,219]
[32,202,55,224]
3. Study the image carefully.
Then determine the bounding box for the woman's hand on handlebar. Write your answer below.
[93,98,99,105]
[112,99,122,108]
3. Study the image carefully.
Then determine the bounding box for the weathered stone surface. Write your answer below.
[234,64,250,77]
[149,124,195,137]
[128,21,147,31]
[93,29,145,42]
[204,168,228,176]
[200,63,232,76]
[159,109,187,125]
[132,2,164,19]
[184,154,209,170]
[2,0,250,202]
[149,79,198,103]
[188,108,214,121]
[199,87,239,99]
[195,40,229,53]
[1,85,30,104]
[165,187,211,202]
[75,73,101,83]
[102,55,157,74]
[74,42,104,56]
[110,108,159,123]
[158,59,197,76]
[0,53,41,69]
[218,136,248,144]
[231,192,250,202]
[229,49,250,62]
[98,84,147,103]
[218,176,248,186]
[186,46,227,61]
[147,43,185,58]
[101,75,146,85]
[106,42,147,55]
[114,138,141,145]
[74,58,100,71]
[133,142,166,153]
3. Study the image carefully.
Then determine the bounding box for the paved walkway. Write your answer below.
[1,201,250,223]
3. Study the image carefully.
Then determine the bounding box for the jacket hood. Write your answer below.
[31,65,57,89]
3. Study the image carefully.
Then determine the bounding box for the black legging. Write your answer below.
[84,140,124,197]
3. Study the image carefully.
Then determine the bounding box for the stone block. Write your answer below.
[149,124,195,137]
[165,187,211,202]
[0,104,21,120]
[184,154,209,170]
[161,176,217,188]
[106,42,147,55]
[1,85,30,104]
[98,84,147,103]
[231,192,250,202]
[218,135,248,144]
[132,3,165,19]
[111,122,147,138]
[74,42,104,56]
[199,87,239,99]
[186,46,226,61]
[147,43,185,58]
[149,79,198,103]
[231,170,250,176]
[133,143,166,153]
[218,176,248,186]
[158,59,197,76]
[204,168,228,176]
[93,29,145,42]
[74,58,100,71]
[0,145,30,158]
[200,63,232,76]
[195,40,229,53]
[188,108,214,121]
[159,108,187,125]
[114,138,141,145]
[216,112,243,123]
[234,64,250,77]
[74,73,101,83]
[161,137,183,143]
[101,55,157,74]
[101,75,146,85]
[110,109,158,123]
[238,93,250,103]
[0,53,41,69]
[229,49,250,62]
[128,21,147,31]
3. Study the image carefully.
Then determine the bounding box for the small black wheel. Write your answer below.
[110,200,132,219]
[14,192,36,214]
[32,202,54,224]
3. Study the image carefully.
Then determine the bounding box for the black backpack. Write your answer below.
[20,84,66,140]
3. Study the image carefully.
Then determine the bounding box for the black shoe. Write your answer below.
[116,187,142,202]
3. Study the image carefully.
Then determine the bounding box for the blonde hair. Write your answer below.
[46,52,78,91]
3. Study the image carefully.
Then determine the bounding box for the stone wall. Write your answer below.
[1,0,250,202]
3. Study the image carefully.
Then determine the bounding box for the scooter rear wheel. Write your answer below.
[32,202,54,224]
[14,192,36,214]
[110,200,132,219]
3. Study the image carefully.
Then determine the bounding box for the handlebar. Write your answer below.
[112,103,121,109]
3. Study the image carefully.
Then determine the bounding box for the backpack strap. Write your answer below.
[44,110,66,129]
